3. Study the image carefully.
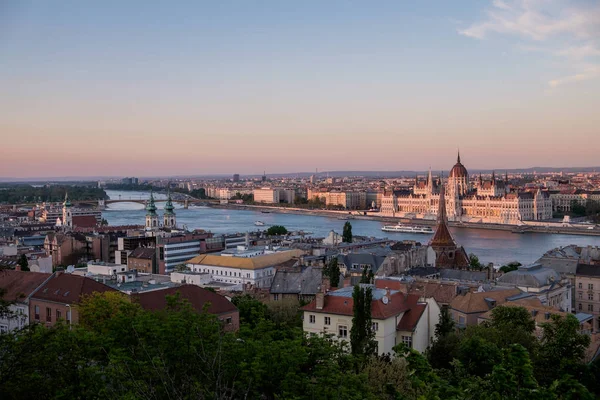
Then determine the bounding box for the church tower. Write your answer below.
[163,190,176,228]
[62,192,72,230]
[429,177,470,269]
[448,151,469,197]
[145,191,159,230]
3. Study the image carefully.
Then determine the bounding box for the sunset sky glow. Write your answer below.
[1,1,599,178]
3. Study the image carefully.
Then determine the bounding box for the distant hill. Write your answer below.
[1,166,598,183]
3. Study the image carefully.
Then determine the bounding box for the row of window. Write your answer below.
[308,315,379,332]
[578,283,595,290]
[34,305,70,323]
[578,292,597,301]
[578,303,595,312]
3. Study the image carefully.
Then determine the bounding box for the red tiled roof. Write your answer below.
[0,270,52,301]
[72,215,98,229]
[133,285,237,316]
[301,291,420,320]
[397,303,426,331]
[32,273,117,304]
[375,279,409,292]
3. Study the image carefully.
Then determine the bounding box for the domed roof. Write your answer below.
[449,152,468,179]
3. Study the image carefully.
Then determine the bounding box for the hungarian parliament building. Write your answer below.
[380,153,553,224]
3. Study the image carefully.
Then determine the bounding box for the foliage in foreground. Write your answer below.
[0,293,599,399]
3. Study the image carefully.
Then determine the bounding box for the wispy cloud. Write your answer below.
[460,0,600,87]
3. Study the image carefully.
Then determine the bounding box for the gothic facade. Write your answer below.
[381,153,553,224]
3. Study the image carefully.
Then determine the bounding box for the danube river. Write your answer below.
[103,190,599,266]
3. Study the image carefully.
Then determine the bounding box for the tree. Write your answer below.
[17,254,29,272]
[359,266,374,284]
[350,285,376,357]
[100,218,108,226]
[468,253,481,269]
[536,314,591,386]
[499,261,521,274]
[174,263,188,272]
[266,225,288,236]
[342,221,353,243]
[325,257,341,287]
[435,307,455,338]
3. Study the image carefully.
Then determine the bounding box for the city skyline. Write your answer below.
[2,1,599,178]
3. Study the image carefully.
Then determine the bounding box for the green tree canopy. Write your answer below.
[342,221,353,243]
[266,225,288,236]
[350,285,376,357]
[17,254,29,272]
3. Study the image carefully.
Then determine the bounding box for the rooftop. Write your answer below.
[187,249,303,270]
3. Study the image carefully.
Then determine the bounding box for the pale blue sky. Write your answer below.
[1,1,599,177]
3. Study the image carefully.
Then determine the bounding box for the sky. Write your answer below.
[1,0,599,178]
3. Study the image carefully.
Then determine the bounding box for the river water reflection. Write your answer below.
[103,190,600,266]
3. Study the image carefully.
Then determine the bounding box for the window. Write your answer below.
[0,325,8,334]
[225,317,232,325]
[402,335,412,348]
[309,315,316,324]
[273,294,279,301]
[579,303,583,311]
[34,305,40,320]
[338,325,348,338]
[589,293,594,301]
[579,292,583,300]
[458,315,466,327]
[56,310,62,320]
[578,283,583,289]
[589,304,594,312]
[372,322,379,331]
[589,284,594,290]
[46,307,51,322]
[324,317,331,325]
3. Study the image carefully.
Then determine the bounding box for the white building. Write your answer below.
[380,153,553,224]
[0,271,52,333]
[87,261,128,276]
[253,188,280,204]
[301,285,440,354]
[496,263,572,313]
[186,250,303,288]
[170,271,213,286]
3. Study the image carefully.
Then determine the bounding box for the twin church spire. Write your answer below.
[145,189,176,230]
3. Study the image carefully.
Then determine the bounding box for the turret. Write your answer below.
[163,189,176,228]
[62,192,72,230]
[145,190,159,230]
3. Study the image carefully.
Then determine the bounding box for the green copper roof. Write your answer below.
[164,191,175,215]
[63,193,72,208]
[146,191,157,215]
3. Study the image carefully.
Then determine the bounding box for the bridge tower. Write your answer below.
[184,198,189,209]
[145,191,159,230]
[62,192,73,231]
[98,199,106,210]
[163,190,177,228]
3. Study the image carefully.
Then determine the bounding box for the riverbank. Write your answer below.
[210,203,600,236]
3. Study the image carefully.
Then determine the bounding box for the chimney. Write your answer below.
[343,276,351,288]
[385,287,391,299]
[15,265,21,271]
[316,292,325,310]
[322,276,331,291]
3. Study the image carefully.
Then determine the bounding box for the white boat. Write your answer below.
[254,221,265,226]
[381,224,433,234]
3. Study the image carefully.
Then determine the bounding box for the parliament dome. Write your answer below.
[449,152,468,178]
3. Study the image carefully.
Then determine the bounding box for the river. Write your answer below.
[102,190,600,266]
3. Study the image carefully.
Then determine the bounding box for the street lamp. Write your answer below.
[65,304,72,330]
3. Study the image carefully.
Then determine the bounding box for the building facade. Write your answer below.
[575,263,600,332]
[301,285,440,354]
[381,153,553,224]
